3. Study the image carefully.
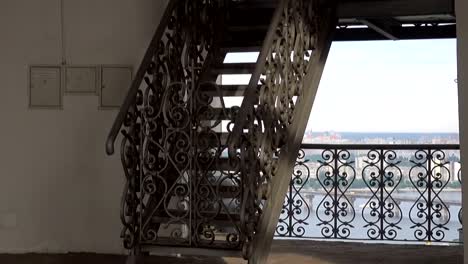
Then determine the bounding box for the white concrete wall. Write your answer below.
[456,0,468,263]
[0,0,167,254]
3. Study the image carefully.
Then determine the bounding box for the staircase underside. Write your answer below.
[231,0,455,44]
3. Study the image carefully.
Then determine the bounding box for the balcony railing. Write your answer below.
[276,144,462,243]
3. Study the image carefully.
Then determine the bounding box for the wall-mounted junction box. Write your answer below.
[28,64,132,110]
[65,66,99,95]
[100,65,133,109]
[29,65,62,109]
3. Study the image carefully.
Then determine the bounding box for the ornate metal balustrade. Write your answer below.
[276,144,463,243]
[227,0,336,259]
[105,0,248,255]
[106,0,338,261]
[104,0,460,262]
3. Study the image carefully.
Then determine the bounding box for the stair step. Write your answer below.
[152,211,241,223]
[151,217,240,229]
[228,8,274,28]
[220,46,261,53]
[171,184,240,198]
[227,25,269,32]
[221,4,272,52]
[210,63,257,75]
[194,132,230,149]
[196,108,236,121]
[215,157,237,171]
[230,0,278,10]
[219,37,263,53]
[201,84,253,96]
[141,240,243,254]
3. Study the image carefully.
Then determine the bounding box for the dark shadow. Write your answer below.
[0,253,229,264]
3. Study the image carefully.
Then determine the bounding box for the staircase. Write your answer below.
[105,0,336,263]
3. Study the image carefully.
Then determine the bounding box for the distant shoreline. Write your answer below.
[307,131,459,136]
[304,131,459,142]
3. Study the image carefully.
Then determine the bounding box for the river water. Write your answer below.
[279,191,462,243]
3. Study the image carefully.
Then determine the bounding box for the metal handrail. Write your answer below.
[105,0,178,155]
[227,0,288,149]
[301,143,460,150]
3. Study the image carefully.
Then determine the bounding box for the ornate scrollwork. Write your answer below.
[118,0,244,251]
[362,149,403,240]
[458,167,462,225]
[277,149,311,237]
[273,145,460,243]
[228,0,324,257]
[316,149,356,238]
[409,149,451,241]
[191,84,242,249]
[120,103,143,249]
[111,0,461,258]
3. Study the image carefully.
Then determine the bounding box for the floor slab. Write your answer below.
[0,240,462,264]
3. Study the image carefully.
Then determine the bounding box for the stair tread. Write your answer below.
[201,84,250,96]
[151,211,241,222]
[141,241,243,253]
[227,25,269,32]
[220,46,262,53]
[210,62,257,75]
[221,39,264,51]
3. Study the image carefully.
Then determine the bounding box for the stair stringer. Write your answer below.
[227,0,338,263]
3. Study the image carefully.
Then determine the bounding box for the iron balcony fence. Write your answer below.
[276,144,462,244]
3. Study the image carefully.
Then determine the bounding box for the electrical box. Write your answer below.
[65,66,98,94]
[29,66,62,108]
[100,65,132,108]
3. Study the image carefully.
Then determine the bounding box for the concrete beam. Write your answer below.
[238,0,455,19]
[359,19,399,40]
[337,0,454,19]
[334,24,455,41]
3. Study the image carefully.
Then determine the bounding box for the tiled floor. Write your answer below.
[0,240,462,264]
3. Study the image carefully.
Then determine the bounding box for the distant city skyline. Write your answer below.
[302,130,459,144]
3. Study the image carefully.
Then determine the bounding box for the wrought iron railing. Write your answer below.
[227,0,337,259]
[105,0,243,253]
[276,144,462,243]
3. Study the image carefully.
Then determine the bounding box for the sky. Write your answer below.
[223,39,459,133]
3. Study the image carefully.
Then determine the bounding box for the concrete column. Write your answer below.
[456,0,468,262]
